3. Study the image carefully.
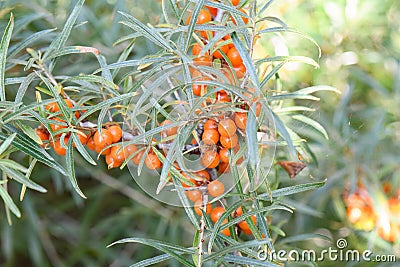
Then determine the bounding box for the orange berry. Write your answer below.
[94,129,113,155]
[238,215,256,232]
[219,148,229,163]
[50,117,67,133]
[108,124,123,143]
[106,153,122,169]
[227,47,243,67]
[204,119,218,130]
[160,120,178,137]
[210,206,226,223]
[218,118,237,137]
[194,200,212,216]
[205,3,218,17]
[36,128,49,142]
[52,138,67,156]
[218,161,230,173]
[111,145,125,163]
[123,144,138,158]
[216,91,231,102]
[202,129,220,145]
[234,63,246,78]
[46,99,74,113]
[207,180,225,197]
[220,133,238,148]
[231,0,240,5]
[193,56,212,66]
[196,170,210,181]
[192,43,208,56]
[186,190,202,202]
[186,9,212,25]
[86,137,96,151]
[221,226,231,236]
[131,149,145,165]
[234,206,243,217]
[232,8,249,25]
[212,40,230,59]
[234,112,247,130]
[201,150,220,168]
[145,152,162,170]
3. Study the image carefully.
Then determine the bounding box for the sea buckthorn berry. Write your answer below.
[234,206,243,217]
[204,119,218,130]
[192,71,211,96]
[210,206,226,223]
[205,2,218,17]
[218,118,237,137]
[212,40,230,59]
[123,144,138,158]
[52,139,67,156]
[131,149,145,165]
[201,150,220,168]
[106,153,122,169]
[218,161,230,173]
[36,128,49,142]
[86,137,96,151]
[207,180,225,197]
[192,43,208,56]
[202,129,220,145]
[111,145,126,163]
[194,200,212,216]
[219,147,229,163]
[194,56,212,66]
[145,152,162,170]
[186,9,212,25]
[186,190,202,202]
[238,215,256,232]
[231,0,240,5]
[220,133,238,148]
[216,91,231,102]
[46,99,74,113]
[94,129,113,155]
[160,120,178,137]
[50,117,67,133]
[221,224,231,236]
[196,170,210,181]
[234,63,246,79]
[227,47,243,67]
[234,112,247,130]
[108,124,123,143]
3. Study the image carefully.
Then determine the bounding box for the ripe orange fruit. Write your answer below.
[131,149,145,165]
[221,223,231,236]
[234,112,247,130]
[36,128,49,142]
[52,138,67,156]
[186,190,202,202]
[50,117,67,132]
[192,43,209,56]
[186,9,212,25]
[210,206,226,223]
[232,8,249,25]
[108,125,123,143]
[205,1,218,17]
[201,150,220,168]
[234,206,243,217]
[218,118,237,137]
[216,91,231,102]
[194,200,212,216]
[218,161,230,173]
[86,137,96,150]
[204,119,218,130]
[160,120,178,137]
[94,129,113,155]
[219,148,229,163]
[106,153,123,169]
[46,99,74,113]
[123,144,138,158]
[227,47,243,67]
[207,180,225,197]
[238,215,256,232]
[202,129,220,145]
[196,170,210,181]
[193,56,212,66]
[220,133,238,148]
[231,0,240,5]
[110,145,125,163]
[145,152,162,170]
[234,63,246,78]
[212,40,230,59]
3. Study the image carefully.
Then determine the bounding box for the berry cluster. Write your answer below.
[344,183,400,242]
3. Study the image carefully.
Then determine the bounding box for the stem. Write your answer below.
[197,192,208,267]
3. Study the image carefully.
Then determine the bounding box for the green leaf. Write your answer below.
[277,233,331,245]
[258,180,327,199]
[255,55,319,68]
[296,85,340,95]
[0,185,20,218]
[43,0,85,60]
[246,102,259,168]
[0,13,14,101]
[0,125,66,175]
[184,0,205,51]
[0,165,46,193]
[66,74,119,95]
[0,159,28,173]
[292,114,329,140]
[131,254,173,267]
[14,73,37,104]
[44,45,100,62]
[0,133,16,156]
[66,136,86,198]
[108,238,194,267]
[71,133,96,165]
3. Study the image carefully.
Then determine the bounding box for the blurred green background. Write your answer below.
[0,0,399,266]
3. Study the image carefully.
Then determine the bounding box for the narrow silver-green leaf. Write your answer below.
[71,133,96,165]
[292,114,329,140]
[0,185,20,218]
[258,180,327,199]
[0,13,14,101]
[0,133,16,156]
[66,136,86,198]
[0,165,46,193]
